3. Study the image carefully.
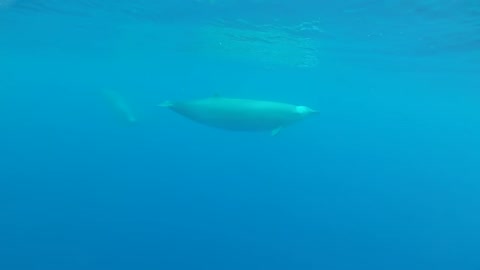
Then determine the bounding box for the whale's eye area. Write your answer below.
[295,106,310,114]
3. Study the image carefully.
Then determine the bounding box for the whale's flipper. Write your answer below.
[103,89,137,124]
[271,126,282,136]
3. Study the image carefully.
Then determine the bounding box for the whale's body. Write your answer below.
[159,96,317,135]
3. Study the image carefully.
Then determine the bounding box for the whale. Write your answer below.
[102,89,137,124]
[158,95,317,135]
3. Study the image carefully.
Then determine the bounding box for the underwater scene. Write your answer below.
[1,0,480,269]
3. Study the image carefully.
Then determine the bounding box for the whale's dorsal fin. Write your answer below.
[271,126,282,136]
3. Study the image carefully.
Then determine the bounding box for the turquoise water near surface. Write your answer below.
[1,1,480,269]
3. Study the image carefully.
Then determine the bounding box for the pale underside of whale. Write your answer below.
[159,96,317,135]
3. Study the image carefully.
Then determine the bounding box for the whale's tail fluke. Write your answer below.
[102,89,137,124]
[157,101,174,108]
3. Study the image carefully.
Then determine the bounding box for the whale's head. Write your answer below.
[295,106,318,118]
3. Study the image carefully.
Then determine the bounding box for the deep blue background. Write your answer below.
[1,1,480,269]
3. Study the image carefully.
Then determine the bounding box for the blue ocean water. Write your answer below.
[1,1,480,269]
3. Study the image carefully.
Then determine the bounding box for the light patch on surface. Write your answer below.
[196,20,320,69]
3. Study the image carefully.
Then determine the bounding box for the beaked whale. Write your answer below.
[158,95,317,135]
